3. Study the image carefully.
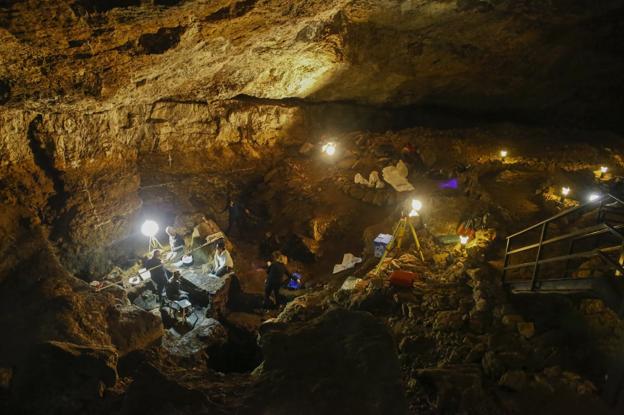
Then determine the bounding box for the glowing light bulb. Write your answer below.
[459,235,469,245]
[561,187,570,197]
[600,166,608,174]
[141,220,159,237]
[588,193,600,202]
[322,142,336,156]
[408,199,423,217]
[411,199,422,212]
[500,150,508,158]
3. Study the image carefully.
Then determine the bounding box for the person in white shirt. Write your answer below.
[165,226,185,261]
[213,240,233,277]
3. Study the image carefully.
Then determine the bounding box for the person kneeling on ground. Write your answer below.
[144,249,170,302]
[264,250,291,309]
[166,226,185,260]
[213,240,233,277]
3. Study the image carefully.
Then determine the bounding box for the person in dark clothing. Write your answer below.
[225,200,243,235]
[260,231,281,260]
[165,271,188,301]
[264,251,291,309]
[144,250,169,302]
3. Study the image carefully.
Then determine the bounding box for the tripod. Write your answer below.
[148,235,163,252]
[374,215,425,275]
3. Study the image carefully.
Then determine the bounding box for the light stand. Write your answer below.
[141,220,163,253]
[374,200,426,275]
[148,235,163,252]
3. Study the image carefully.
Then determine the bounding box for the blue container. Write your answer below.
[374,234,393,257]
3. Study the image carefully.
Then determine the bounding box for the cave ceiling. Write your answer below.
[1,0,623,129]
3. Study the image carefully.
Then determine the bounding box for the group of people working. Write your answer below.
[143,214,295,308]
[143,220,235,304]
[141,198,297,309]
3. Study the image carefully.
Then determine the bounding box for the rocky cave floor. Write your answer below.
[3,123,624,414]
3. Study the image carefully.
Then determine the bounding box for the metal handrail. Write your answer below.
[506,193,622,239]
[504,245,622,271]
[502,193,624,287]
[506,223,624,256]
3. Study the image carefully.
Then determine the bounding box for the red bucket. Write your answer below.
[389,270,417,288]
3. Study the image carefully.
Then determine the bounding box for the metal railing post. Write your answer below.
[502,237,511,285]
[530,223,548,291]
[597,198,606,224]
[563,238,576,279]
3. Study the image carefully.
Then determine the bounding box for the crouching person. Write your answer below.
[264,251,291,309]
[166,271,189,301]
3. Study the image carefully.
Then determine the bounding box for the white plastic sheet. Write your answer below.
[382,160,414,192]
[333,253,363,274]
[354,171,384,188]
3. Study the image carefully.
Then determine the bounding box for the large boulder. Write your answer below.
[107,305,164,356]
[161,317,227,360]
[254,307,407,415]
[9,341,117,414]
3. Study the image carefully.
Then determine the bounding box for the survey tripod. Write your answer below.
[148,235,164,252]
[374,214,425,275]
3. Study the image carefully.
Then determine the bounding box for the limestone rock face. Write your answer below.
[1,0,623,130]
[1,0,622,280]
[256,307,407,415]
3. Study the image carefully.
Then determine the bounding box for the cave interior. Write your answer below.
[1,1,624,414]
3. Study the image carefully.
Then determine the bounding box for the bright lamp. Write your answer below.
[141,220,159,237]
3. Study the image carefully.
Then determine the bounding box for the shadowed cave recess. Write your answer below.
[2,1,624,414]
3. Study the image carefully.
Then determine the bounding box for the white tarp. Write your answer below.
[340,276,363,290]
[354,171,385,189]
[333,253,363,274]
[382,160,414,192]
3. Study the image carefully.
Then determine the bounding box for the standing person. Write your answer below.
[225,200,242,236]
[144,250,169,302]
[264,251,291,309]
[224,197,253,236]
[213,240,234,277]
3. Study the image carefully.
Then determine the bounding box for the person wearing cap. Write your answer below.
[213,240,234,277]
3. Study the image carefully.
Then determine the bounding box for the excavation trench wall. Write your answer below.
[1,98,456,277]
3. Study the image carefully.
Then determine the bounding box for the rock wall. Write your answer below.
[0,205,163,414]
[1,0,623,275]
[2,0,623,128]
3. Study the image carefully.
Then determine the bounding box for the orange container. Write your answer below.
[389,270,417,288]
